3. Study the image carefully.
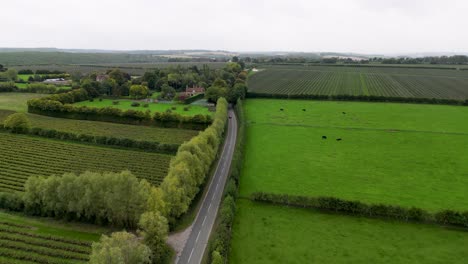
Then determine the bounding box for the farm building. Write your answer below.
[43,78,70,85]
[96,74,109,82]
[185,86,205,97]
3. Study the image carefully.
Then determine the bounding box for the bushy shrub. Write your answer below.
[184,106,190,111]
[112,100,119,105]
[171,106,177,110]
[143,103,149,108]
[131,102,141,107]
[4,113,31,133]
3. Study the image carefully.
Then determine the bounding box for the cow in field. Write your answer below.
[322,136,327,139]
[336,138,342,141]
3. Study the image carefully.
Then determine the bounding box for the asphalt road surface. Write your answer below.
[177,108,238,264]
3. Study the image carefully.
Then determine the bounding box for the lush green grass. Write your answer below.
[14,83,27,89]
[17,75,33,82]
[229,200,468,264]
[239,99,468,211]
[0,93,47,112]
[0,110,198,145]
[0,210,106,264]
[248,65,468,100]
[0,132,171,191]
[75,99,213,116]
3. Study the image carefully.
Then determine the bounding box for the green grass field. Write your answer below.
[248,65,468,100]
[75,99,213,116]
[239,99,468,211]
[229,200,468,264]
[17,75,33,82]
[0,93,47,112]
[0,210,105,264]
[0,132,171,192]
[0,110,198,145]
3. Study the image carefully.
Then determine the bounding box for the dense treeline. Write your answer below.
[157,98,228,222]
[209,98,245,264]
[245,55,468,66]
[27,89,213,130]
[251,192,468,229]
[0,171,150,228]
[247,92,468,106]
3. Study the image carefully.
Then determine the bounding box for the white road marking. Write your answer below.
[208,203,212,211]
[188,248,194,263]
[202,215,207,226]
[196,231,201,242]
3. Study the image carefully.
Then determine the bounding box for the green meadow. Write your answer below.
[229,200,468,264]
[75,99,212,116]
[0,93,47,112]
[239,99,468,211]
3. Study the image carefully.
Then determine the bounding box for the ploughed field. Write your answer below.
[0,109,197,145]
[239,99,468,211]
[0,211,103,264]
[230,201,468,264]
[248,65,468,100]
[0,132,171,192]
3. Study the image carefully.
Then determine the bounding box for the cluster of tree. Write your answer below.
[27,89,212,130]
[209,99,245,264]
[205,62,248,104]
[3,113,31,133]
[247,92,468,106]
[81,69,132,97]
[0,68,18,82]
[23,171,151,228]
[129,84,150,99]
[0,64,5,72]
[157,98,228,222]
[251,192,468,228]
[372,55,468,65]
[89,98,228,264]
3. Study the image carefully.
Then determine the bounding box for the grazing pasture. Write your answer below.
[75,99,213,116]
[239,99,468,211]
[0,110,198,145]
[0,93,47,112]
[0,211,103,264]
[229,200,468,264]
[0,132,171,192]
[248,65,468,100]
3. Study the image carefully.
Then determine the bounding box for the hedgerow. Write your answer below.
[247,92,468,106]
[251,192,468,228]
[27,89,213,130]
[209,98,245,263]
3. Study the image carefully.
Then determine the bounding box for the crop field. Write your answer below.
[248,65,468,100]
[0,93,47,112]
[229,200,468,264]
[75,99,213,116]
[239,99,468,211]
[0,211,104,264]
[0,132,171,192]
[0,110,198,145]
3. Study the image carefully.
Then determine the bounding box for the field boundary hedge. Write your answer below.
[0,127,179,155]
[208,98,245,264]
[251,192,468,229]
[27,89,213,130]
[247,92,468,106]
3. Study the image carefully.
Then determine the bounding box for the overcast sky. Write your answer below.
[1,0,467,54]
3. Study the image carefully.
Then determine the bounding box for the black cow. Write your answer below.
[280,108,284,111]
[336,138,342,141]
[302,109,306,111]
[342,112,346,114]
[322,136,327,139]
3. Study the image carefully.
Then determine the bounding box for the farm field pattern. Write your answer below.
[0,133,171,192]
[248,65,468,100]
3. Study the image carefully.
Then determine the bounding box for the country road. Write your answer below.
[177,108,238,264]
